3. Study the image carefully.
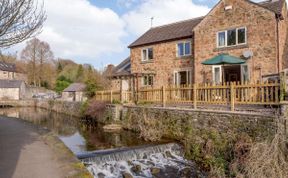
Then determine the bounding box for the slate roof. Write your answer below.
[128,17,204,48]
[0,61,16,72]
[110,57,131,77]
[129,0,284,48]
[0,80,24,88]
[259,0,284,15]
[63,83,86,92]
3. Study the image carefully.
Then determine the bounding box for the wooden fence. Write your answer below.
[95,81,281,111]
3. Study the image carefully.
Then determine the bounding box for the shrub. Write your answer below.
[84,100,107,120]
[243,131,288,178]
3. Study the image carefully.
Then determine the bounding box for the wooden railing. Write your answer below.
[96,81,281,111]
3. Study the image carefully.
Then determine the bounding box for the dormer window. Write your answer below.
[217,27,247,48]
[142,48,153,61]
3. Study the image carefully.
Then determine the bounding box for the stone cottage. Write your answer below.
[0,80,26,100]
[111,0,288,90]
[109,57,132,91]
[62,83,86,102]
[0,61,27,81]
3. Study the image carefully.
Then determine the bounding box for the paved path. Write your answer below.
[0,116,66,178]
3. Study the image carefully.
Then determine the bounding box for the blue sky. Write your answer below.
[3,0,271,69]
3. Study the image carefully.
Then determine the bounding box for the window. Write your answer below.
[218,32,226,47]
[241,64,249,82]
[177,41,191,57]
[237,28,246,44]
[212,66,222,84]
[217,27,246,48]
[227,29,236,46]
[142,48,153,61]
[174,70,192,86]
[142,75,153,86]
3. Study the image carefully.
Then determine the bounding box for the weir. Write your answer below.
[77,143,206,178]
[77,143,182,164]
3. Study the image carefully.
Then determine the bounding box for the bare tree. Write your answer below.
[21,38,53,86]
[0,0,46,48]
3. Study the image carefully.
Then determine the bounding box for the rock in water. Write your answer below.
[122,172,133,178]
[103,124,122,132]
[151,167,160,175]
[131,164,142,173]
[97,173,105,178]
[180,167,192,178]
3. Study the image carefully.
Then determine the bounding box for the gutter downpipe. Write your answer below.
[276,14,280,74]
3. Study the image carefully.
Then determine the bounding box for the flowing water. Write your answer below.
[0,107,205,178]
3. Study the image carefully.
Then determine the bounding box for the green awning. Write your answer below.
[202,54,246,65]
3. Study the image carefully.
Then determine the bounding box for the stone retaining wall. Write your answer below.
[107,105,278,140]
[36,100,82,117]
[0,99,83,117]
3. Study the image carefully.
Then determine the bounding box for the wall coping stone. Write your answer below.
[121,104,276,118]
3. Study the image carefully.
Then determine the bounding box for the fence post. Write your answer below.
[110,90,113,103]
[162,86,166,107]
[230,83,235,111]
[193,84,197,109]
[280,72,286,102]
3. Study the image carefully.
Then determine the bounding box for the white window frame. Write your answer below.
[241,64,250,83]
[212,65,222,84]
[173,68,192,86]
[217,27,247,48]
[176,41,192,57]
[141,47,153,62]
[142,75,153,86]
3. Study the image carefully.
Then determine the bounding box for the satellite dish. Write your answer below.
[243,50,253,58]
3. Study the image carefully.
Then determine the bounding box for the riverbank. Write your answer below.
[0,116,92,178]
[83,101,288,177]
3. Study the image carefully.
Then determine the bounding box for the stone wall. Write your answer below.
[0,99,83,117]
[36,100,82,117]
[106,105,277,140]
[0,71,27,81]
[194,0,280,83]
[279,2,288,70]
[0,88,20,100]
[130,39,194,89]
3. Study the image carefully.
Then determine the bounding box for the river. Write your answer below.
[0,107,205,178]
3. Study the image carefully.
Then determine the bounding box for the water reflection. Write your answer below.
[0,107,151,154]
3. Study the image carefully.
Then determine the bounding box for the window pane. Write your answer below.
[185,42,191,55]
[148,48,153,60]
[218,32,226,47]
[178,43,184,56]
[227,29,236,46]
[148,76,153,86]
[238,28,246,44]
[142,49,147,61]
[214,67,221,84]
[242,65,249,82]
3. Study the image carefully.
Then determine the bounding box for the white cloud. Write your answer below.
[40,0,126,59]
[4,0,211,66]
[123,0,210,36]
[5,0,126,63]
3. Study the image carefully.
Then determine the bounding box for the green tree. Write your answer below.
[85,78,99,98]
[76,64,84,81]
[57,61,63,74]
[54,76,72,93]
